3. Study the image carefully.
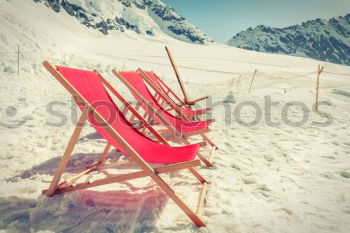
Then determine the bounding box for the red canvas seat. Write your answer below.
[56,66,200,164]
[118,72,212,134]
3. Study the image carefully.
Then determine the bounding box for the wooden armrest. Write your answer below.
[185,96,208,105]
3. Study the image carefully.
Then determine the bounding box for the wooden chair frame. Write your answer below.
[138,69,208,119]
[165,46,208,106]
[42,61,209,227]
[112,70,216,167]
[144,72,209,116]
[137,69,218,150]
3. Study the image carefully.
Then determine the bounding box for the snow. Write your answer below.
[1,0,350,232]
[68,0,159,32]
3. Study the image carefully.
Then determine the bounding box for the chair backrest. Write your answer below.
[141,70,189,110]
[143,71,163,90]
[116,71,212,133]
[118,72,193,128]
[141,71,188,108]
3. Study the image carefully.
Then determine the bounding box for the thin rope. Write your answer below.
[323,71,350,76]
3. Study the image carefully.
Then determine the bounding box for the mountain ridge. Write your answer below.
[32,0,213,44]
[228,14,350,66]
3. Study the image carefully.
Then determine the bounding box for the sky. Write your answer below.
[161,0,350,42]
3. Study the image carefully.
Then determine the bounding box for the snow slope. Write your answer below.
[228,14,350,66]
[1,0,350,232]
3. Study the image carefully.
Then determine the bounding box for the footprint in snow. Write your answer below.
[342,209,350,215]
[340,171,350,179]
[343,141,350,147]
[264,154,274,162]
[331,141,340,146]
[242,176,257,185]
[322,155,336,160]
[278,208,293,216]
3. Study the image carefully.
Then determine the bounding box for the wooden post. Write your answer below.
[236,75,241,91]
[17,44,20,76]
[315,65,324,110]
[248,70,258,93]
[165,46,190,103]
[229,78,235,88]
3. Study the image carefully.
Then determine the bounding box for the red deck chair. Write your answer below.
[112,71,217,167]
[42,61,209,227]
[137,69,218,151]
[140,70,210,118]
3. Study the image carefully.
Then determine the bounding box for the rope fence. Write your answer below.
[322,71,350,76]
[10,44,350,109]
[12,44,350,80]
[159,65,350,111]
[160,68,350,88]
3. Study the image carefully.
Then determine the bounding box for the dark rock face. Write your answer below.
[32,0,213,44]
[228,14,350,66]
[148,0,213,44]
[119,0,132,8]
[168,25,207,43]
[152,4,183,21]
[46,0,60,13]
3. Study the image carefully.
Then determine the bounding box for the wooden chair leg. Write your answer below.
[200,133,219,150]
[98,143,112,164]
[45,110,89,196]
[196,182,208,217]
[208,146,217,164]
[150,173,206,227]
[188,167,208,184]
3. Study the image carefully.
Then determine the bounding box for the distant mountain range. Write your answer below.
[33,0,213,44]
[228,14,350,66]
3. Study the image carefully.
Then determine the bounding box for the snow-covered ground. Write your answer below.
[1,0,350,232]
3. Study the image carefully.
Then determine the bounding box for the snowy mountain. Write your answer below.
[228,14,350,66]
[32,0,213,44]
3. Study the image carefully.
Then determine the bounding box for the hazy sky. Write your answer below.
[161,0,350,42]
